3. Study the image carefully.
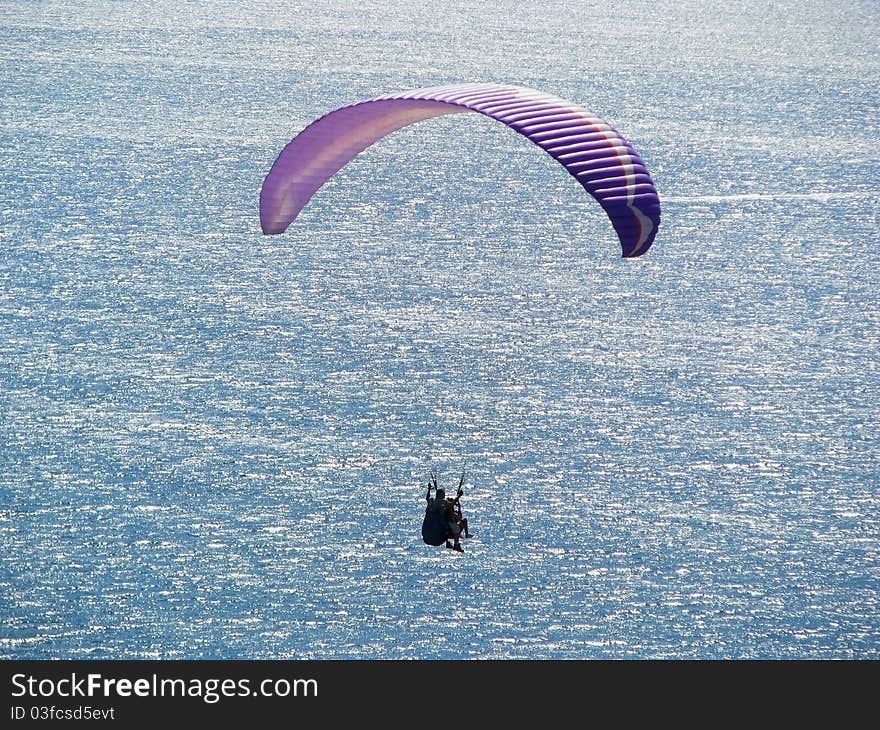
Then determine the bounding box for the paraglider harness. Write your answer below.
[421,471,467,547]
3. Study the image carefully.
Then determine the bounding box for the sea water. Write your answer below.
[1,0,878,658]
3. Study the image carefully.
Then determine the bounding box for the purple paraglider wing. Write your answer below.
[260,83,660,257]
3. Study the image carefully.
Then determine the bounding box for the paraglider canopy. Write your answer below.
[260,82,661,257]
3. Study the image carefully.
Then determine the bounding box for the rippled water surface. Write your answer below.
[2,1,878,658]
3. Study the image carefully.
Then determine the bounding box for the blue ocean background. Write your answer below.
[1,1,877,658]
